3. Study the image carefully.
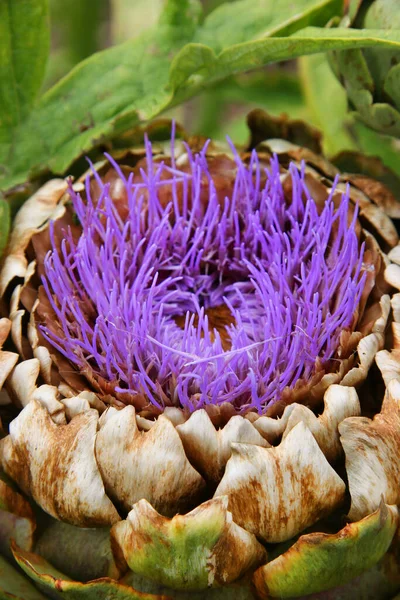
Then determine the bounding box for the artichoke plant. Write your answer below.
[1,110,400,599]
[331,0,400,137]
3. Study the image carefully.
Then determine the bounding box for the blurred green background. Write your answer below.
[43,0,400,176]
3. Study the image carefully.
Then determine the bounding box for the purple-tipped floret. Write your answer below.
[41,138,366,413]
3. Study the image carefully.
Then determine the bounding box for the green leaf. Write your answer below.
[299,53,356,155]
[194,0,342,53]
[0,15,197,190]
[0,199,10,258]
[351,120,400,178]
[211,28,400,78]
[304,48,400,174]
[4,0,400,193]
[0,0,49,147]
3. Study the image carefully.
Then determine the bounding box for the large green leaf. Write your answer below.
[194,0,342,52]
[0,1,200,190]
[3,0,400,193]
[205,28,400,80]
[0,0,49,147]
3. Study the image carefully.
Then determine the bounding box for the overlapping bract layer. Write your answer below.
[41,140,365,413]
[1,111,400,598]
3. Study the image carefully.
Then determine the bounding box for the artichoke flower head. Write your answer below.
[1,112,400,599]
[40,129,366,415]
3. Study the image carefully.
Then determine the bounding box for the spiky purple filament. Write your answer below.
[41,139,366,413]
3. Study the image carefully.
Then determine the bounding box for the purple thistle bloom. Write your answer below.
[41,137,366,414]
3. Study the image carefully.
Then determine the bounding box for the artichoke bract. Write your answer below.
[1,111,400,599]
[331,0,400,137]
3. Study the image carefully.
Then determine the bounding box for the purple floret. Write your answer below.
[41,137,366,414]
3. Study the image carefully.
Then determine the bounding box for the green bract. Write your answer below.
[331,0,400,137]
